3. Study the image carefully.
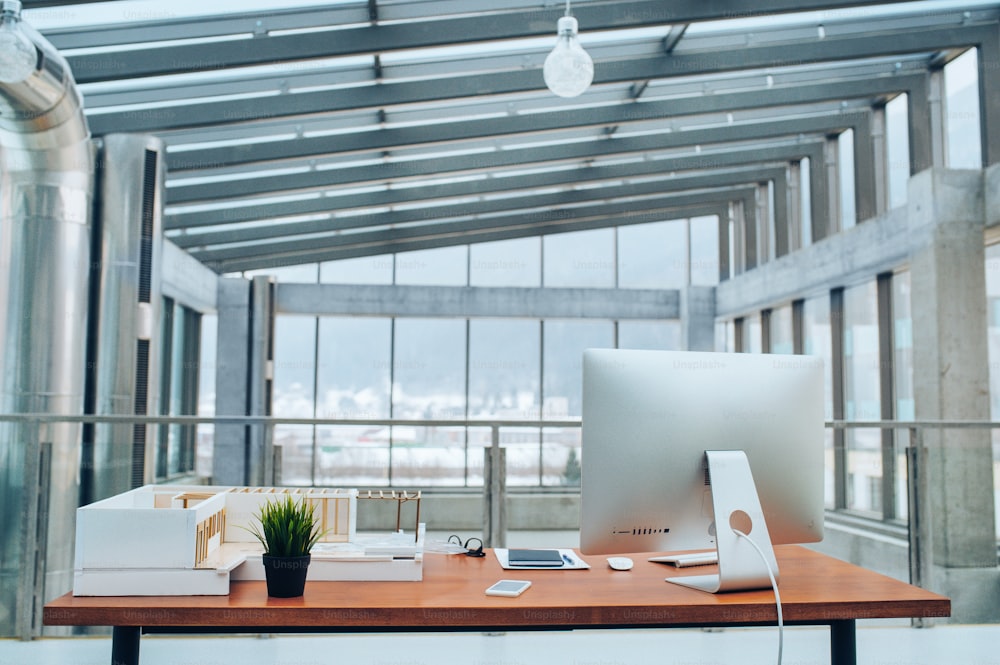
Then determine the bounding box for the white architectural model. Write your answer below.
[73,485,424,596]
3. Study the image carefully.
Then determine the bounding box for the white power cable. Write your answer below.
[733,529,783,665]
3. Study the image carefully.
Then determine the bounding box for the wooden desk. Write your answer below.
[44,545,949,665]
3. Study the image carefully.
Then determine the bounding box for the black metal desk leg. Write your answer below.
[830,619,857,665]
[111,626,140,665]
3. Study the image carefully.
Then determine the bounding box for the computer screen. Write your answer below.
[580,349,825,557]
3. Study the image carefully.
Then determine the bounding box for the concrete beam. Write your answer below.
[715,206,910,317]
[160,240,218,313]
[276,284,681,321]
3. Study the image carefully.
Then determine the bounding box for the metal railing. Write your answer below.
[2,413,999,637]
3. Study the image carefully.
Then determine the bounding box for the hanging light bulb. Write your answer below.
[0,0,37,84]
[543,1,593,98]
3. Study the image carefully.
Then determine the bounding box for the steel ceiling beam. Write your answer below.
[167,112,864,204]
[33,0,931,50]
[172,167,787,250]
[166,142,824,229]
[58,0,925,83]
[229,203,732,274]
[163,74,902,172]
[191,187,755,266]
[80,17,975,136]
[197,197,748,274]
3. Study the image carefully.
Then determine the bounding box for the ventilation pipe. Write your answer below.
[0,0,95,638]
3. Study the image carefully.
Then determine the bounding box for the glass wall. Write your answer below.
[892,271,914,520]
[271,315,318,484]
[320,255,393,285]
[839,129,857,230]
[841,281,882,515]
[392,319,467,485]
[470,237,541,287]
[542,320,613,486]
[619,321,682,351]
[742,314,762,353]
[315,317,392,486]
[946,48,981,169]
[543,228,616,288]
[395,246,468,286]
[156,298,202,481]
[985,244,1000,537]
[690,215,721,286]
[618,220,686,289]
[886,94,910,209]
[768,305,793,354]
[261,218,713,487]
[802,294,834,508]
[197,314,217,479]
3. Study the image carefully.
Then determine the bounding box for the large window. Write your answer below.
[886,94,910,209]
[395,246,468,286]
[470,237,541,287]
[314,317,392,486]
[802,294,834,508]
[262,218,711,487]
[888,271,913,520]
[842,281,882,515]
[271,315,318,485]
[156,298,202,481]
[619,321,682,351]
[986,244,1000,538]
[469,319,541,486]
[946,48,981,169]
[544,229,616,288]
[690,215,721,286]
[768,305,793,354]
[618,220,686,289]
[197,314,217,479]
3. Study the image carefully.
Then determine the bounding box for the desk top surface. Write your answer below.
[44,546,950,630]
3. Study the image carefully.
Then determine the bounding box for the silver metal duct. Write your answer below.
[0,0,95,638]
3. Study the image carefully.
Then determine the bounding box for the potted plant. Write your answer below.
[246,494,324,598]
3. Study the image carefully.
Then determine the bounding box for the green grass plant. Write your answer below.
[245,494,323,557]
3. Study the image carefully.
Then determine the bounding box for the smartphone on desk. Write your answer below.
[485,580,532,597]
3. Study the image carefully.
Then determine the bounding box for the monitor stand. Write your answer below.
[665,450,779,593]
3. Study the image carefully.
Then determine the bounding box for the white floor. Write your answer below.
[1,622,996,665]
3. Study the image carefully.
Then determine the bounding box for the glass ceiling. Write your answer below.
[16,0,1000,272]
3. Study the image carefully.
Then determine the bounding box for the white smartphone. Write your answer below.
[485,579,532,597]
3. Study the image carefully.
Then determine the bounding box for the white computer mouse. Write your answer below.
[607,556,634,571]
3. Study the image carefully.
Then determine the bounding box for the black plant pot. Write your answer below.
[262,554,311,598]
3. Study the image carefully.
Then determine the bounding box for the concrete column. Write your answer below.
[213,277,274,486]
[907,168,995,567]
[824,136,842,236]
[681,286,716,352]
[755,183,771,263]
[772,170,790,258]
[809,146,829,243]
[907,74,936,173]
[870,106,888,218]
[853,113,879,222]
[213,278,252,486]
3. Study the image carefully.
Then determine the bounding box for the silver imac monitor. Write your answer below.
[580,348,825,581]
